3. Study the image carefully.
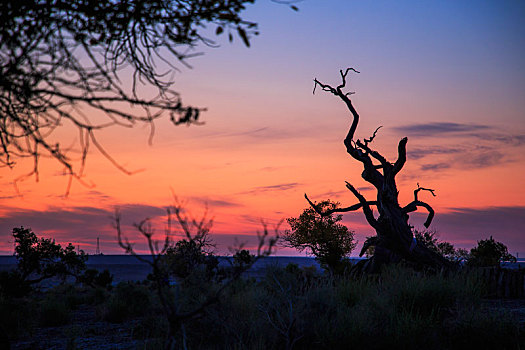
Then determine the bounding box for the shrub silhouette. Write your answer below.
[283,200,356,273]
[80,268,114,289]
[163,239,219,281]
[467,236,516,267]
[1,227,87,296]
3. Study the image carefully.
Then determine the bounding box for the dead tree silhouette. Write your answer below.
[305,68,452,273]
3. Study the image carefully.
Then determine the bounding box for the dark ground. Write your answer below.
[10,298,525,349]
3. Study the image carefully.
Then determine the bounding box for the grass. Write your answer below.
[2,264,523,349]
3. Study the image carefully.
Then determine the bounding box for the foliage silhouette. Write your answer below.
[80,268,114,289]
[1,227,114,297]
[283,200,356,273]
[0,0,297,192]
[0,227,87,296]
[162,231,219,281]
[233,249,256,270]
[467,236,516,267]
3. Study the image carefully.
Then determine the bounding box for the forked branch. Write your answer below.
[414,182,436,201]
[304,193,377,217]
[401,183,436,228]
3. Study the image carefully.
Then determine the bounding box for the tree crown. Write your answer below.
[468,236,516,267]
[283,200,356,272]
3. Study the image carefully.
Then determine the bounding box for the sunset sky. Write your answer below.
[1,0,524,257]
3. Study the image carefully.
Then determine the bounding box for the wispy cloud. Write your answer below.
[0,195,19,200]
[239,214,283,226]
[189,196,242,208]
[394,122,490,136]
[86,190,113,201]
[240,182,300,195]
[396,122,525,173]
[409,146,463,161]
[416,148,510,173]
[116,204,167,219]
[467,133,525,147]
[462,150,507,169]
[312,189,349,199]
[420,163,451,171]
[200,127,298,142]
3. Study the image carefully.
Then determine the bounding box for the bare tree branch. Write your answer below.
[344,181,379,229]
[0,0,262,194]
[414,182,436,201]
[402,184,436,228]
[304,193,377,217]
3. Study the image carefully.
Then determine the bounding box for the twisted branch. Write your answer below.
[304,193,377,217]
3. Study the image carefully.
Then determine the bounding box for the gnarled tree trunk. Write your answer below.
[306,69,452,273]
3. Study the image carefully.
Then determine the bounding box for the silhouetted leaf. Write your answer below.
[290,5,299,11]
[237,27,250,47]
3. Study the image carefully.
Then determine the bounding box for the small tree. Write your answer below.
[116,198,278,348]
[468,236,516,267]
[283,200,356,273]
[1,227,87,296]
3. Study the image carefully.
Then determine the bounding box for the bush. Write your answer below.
[468,236,516,267]
[283,200,357,273]
[4,227,87,296]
